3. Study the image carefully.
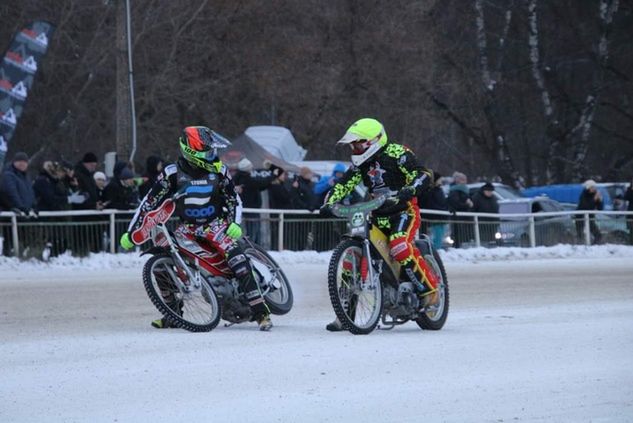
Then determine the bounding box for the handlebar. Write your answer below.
[331,195,402,218]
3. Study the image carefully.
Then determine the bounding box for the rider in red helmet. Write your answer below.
[120,126,272,331]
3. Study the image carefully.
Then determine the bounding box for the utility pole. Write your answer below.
[116,0,137,165]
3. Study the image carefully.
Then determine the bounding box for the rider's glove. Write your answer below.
[226,222,243,240]
[319,204,334,218]
[120,232,135,250]
[397,186,416,202]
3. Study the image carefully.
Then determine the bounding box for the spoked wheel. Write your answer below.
[244,243,293,315]
[328,239,383,335]
[416,249,449,330]
[142,253,221,332]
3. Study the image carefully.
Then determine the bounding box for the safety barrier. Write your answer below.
[1,208,632,258]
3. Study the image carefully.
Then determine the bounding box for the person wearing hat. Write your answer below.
[472,181,500,245]
[419,171,448,250]
[103,166,139,210]
[0,152,36,216]
[72,152,99,210]
[33,161,69,211]
[93,171,108,208]
[575,179,603,244]
[231,157,277,245]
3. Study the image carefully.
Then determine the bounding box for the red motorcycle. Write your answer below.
[131,196,293,332]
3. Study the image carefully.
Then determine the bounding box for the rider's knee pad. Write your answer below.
[227,251,250,277]
[389,237,411,263]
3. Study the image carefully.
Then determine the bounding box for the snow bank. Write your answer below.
[1,244,632,271]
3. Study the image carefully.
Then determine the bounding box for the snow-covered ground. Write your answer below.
[1,247,633,422]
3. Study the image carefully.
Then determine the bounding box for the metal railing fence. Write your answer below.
[1,208,632,258]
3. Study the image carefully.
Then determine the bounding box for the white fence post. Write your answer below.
[278,212,284,251]
[528,216,536,248]
[473,216,481,247]
[11,213,19,256]
[583,212,591,246]
[109,211,116,253]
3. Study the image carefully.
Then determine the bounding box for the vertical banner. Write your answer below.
[0,21,55,171]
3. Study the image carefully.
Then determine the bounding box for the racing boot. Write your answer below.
[151,317,176,329]
[325,318,343,332]
[256,313,273,331]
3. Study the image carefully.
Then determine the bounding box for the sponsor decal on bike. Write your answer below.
[131,200,176,243]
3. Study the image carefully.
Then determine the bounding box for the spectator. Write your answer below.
[625,179,633,245]
[269,169,294,209]
[232,157,277,244]
[60,160,87,207]
[314,163,347,204]
[72,152,99,210]
[292,167,319,211]
[472,182,499,245]
[575,179,603,244]
[33,161,68,211]
[0,152,36,215]
[447,171,473,248]
[103,167,139,210]
[93,171,108,208]
[138,155,163,199]
[419,172,448,250]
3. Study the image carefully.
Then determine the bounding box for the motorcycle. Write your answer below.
[327,196,449,334]
[131,196,293,332]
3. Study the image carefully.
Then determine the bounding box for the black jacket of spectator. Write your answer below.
[472,188,499,221]
[139,155,163,199]
[625,186,633,211]
[292,176,319,211]
[103,176,138,210]
[233,169,275,208]
[269,180,295,209]
[577,189,604,211]
[33,163,68,211]
[73,162,98,210]
[0,163,36,212]
[419,185,448,221]
[447,184,472,213]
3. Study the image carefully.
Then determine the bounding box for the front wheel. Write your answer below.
[142,253,221,332]
[328,238,383,335]
[416,249,449,330]
[244,243,293,315]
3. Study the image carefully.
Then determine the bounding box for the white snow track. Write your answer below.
[1,256,632,422]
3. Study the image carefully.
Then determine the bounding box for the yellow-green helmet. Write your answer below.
[337,118,388,166]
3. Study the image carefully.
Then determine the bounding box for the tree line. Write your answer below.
[1,0,631,184]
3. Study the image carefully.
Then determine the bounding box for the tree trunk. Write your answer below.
[116,0,131,162]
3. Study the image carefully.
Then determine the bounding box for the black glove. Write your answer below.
[28,209,39,219]
[319,204,334,218]
[269,164,284,177]
[11,208,27,217]
[397,186,416,202]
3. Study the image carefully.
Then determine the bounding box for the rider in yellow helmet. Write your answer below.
[321,118,439,331]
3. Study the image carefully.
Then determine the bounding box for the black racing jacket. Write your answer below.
[326,143,432,214]
[126,158,242,237]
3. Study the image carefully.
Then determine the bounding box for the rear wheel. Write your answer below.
[416,249,449,330]
[328,239,383,335]
[244,243,293,315]
[142,253,221,332]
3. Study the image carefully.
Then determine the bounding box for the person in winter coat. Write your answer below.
[138,155,163,199]
[447,171,473,248]
[72,152,99,210]
[0,152,36,215]
[314,163,347,204]
[93,171,108,208]
[33,161,69,211]
[471,182,500,244]
[103,167,139,210]
[576,179,603,244]
[624,179,633,245]
[231,158,278,244]
[419,172,448,250]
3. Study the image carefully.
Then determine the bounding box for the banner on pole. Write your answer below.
[0,21,55,171]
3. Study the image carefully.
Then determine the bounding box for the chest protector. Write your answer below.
[176,173,224,224]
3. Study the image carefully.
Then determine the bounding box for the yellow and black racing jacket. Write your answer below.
[326,143,432,214]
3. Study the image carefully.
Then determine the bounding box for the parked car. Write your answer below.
[559,202,630,244]
[495,197,575,246]
[441,182,523,201]
[522,183,629,211]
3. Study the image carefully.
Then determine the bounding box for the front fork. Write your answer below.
[157,224,202,293]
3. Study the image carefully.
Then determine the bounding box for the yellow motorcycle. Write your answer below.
[327,196,449,334]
